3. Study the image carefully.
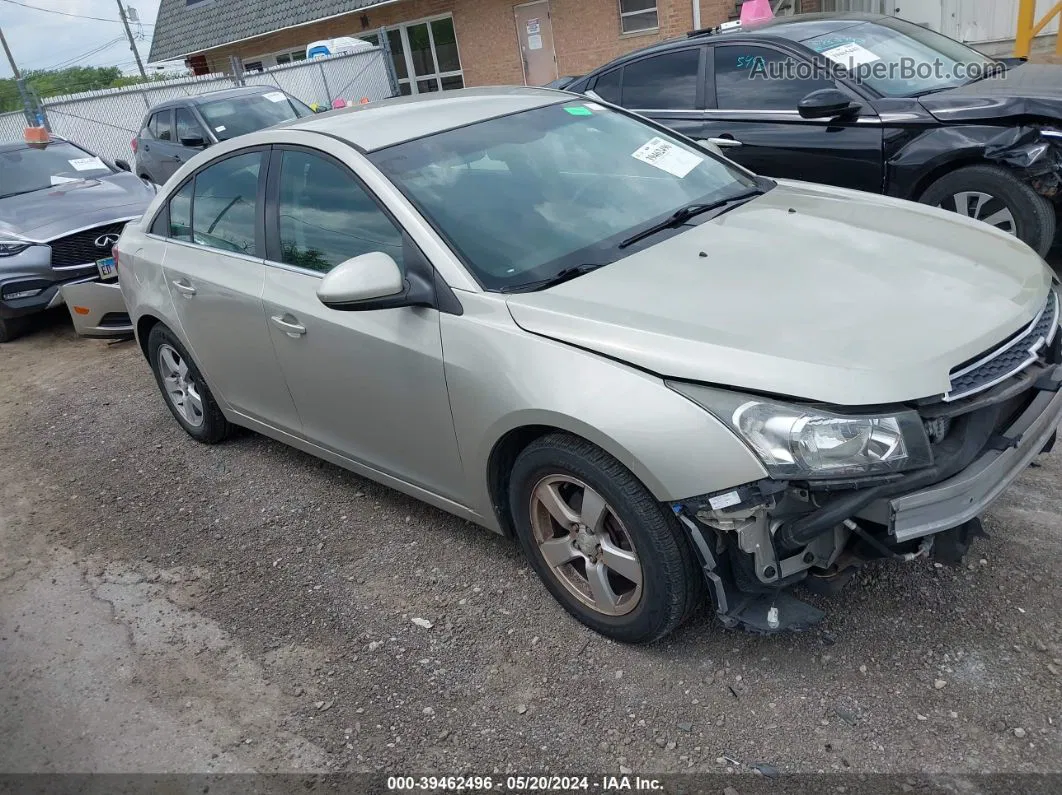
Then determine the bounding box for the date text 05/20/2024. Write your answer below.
[386,775,665,792]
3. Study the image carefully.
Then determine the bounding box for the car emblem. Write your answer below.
[94,233,120,248]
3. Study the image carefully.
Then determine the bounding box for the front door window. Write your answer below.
[385,15,464,95]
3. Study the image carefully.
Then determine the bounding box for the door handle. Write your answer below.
[270,314,306,338]
[171,279,196,297]
[701,137,743,149]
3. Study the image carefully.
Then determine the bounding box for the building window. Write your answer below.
[383,14,464,96]
[619,0,658,33]
[275,49,307,66]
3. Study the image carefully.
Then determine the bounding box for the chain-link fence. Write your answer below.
[1,48,395,163]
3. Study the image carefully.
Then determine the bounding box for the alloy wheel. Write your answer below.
[528,475,643,617]
[157,343,205,428]
[939,191,1017,235]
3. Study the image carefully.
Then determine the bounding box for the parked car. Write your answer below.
[133,86,315,185]
[0,135,154,342]
[118,88,1062,643]
[565,13,1062,256]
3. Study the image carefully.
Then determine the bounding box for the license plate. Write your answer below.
[96,256,117,280]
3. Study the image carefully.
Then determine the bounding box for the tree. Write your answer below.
[0,65,169,114]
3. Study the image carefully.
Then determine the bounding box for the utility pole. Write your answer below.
[0,25,21,79]
[116,0,147,78]
[1,25,39,126]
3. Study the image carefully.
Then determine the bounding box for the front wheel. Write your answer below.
[508,433,704,644]
[919,165,1056,257]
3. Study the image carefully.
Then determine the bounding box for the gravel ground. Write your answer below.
[1,309,1062,778]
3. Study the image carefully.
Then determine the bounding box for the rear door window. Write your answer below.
[620,49,701,109]
[190,152,262,254]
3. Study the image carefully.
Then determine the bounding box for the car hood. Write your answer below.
[0,172,154,241]
[920,64,1062,123]
[505,181,1052,406]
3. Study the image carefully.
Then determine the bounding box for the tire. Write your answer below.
[508,433,704,644]
[0,316,27,343]
[146,324,232,444]
[919,165,1056,257]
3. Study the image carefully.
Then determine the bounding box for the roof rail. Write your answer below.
[686,19,742,38]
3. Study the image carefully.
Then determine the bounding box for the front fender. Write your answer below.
[885,125,1038,200]
[442,293,767,532]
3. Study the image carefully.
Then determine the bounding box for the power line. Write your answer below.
[41,36,126,71]
[0,0,120,23]
[0,0,153,28]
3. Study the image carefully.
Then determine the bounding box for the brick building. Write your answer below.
[148,0,742,93]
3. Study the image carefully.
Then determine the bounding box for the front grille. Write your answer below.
[944,290,1059,402]
[47,223,126,269]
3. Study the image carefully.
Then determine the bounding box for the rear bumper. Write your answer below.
[59,279,132,338]
[873,367,1062,542]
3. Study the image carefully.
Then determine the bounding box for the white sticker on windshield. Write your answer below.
[264,91,288,103]
[50,175,81,185]
[631,137,703,178]
[68,156,106,171]
[821,42,880,68]
[215,125,226,132]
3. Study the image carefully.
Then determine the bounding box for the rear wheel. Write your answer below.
[147,324,232,443]
[508,433,704,644]
[919,165,1056,257]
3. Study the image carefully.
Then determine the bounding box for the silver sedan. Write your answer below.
[117,88,1062,642]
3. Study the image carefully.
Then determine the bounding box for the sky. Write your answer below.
[0,0,162,78]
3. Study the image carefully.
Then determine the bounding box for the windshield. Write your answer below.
[0,141,113,199]
[199,92,314,140]
[804,18,997,98]
[370,101,758,290]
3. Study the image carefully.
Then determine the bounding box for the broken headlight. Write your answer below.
[668,382,932,479]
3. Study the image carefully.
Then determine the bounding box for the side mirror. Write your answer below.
[180,135,208,148]
[798,88,861,120]
[114,158,131,172]
[317,252,405,310]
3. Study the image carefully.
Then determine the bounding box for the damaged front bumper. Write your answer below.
[59,279,132,338]
[674,362,1062,634]
[863,365,1062,542]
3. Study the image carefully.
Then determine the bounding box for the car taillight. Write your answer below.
[131,137,138,154]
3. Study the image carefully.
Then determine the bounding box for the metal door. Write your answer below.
[514,1,558,86]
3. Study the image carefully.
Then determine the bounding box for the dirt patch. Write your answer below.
[1,314,1061,775]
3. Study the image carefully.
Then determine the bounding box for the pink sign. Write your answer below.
[740,0,774,25]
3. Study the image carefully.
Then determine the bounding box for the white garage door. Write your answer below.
[940,0,1059,44]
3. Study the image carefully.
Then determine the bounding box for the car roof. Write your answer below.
[583,13,890,72]
[148,85,278,112]
[281,86,568,152]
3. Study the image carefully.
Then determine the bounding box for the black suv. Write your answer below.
[133,86,314,184]
[568,13,1062,256]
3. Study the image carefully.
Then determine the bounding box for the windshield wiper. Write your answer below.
[965,61,1008,85]
[617,188,764,250]
[501,263,606,293]
[0,185,53,200]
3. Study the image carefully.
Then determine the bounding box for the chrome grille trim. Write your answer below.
[944,290,1059,403]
